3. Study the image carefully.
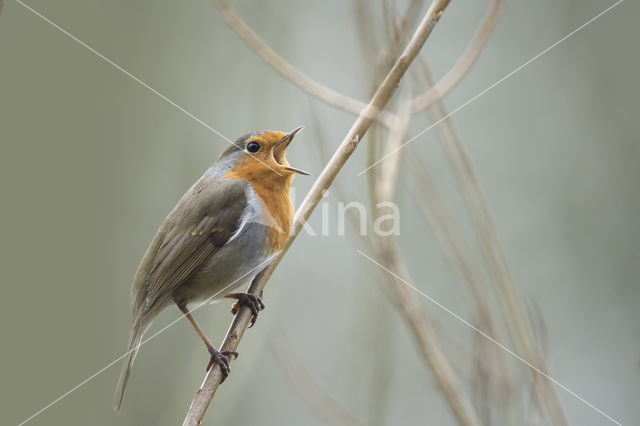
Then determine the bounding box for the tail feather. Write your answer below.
[113,323,144,411]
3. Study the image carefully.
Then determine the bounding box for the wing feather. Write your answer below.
[135,177,248,316]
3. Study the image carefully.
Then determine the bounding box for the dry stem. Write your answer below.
[371,238,481,426]
[404,146,516,424]
[182,2,452,424]
[356,4,481,416]
[417,59,568,425]
[212,0,399,128]
[411,0,505,112]
[367,108,480,426]
[376,100,412,202]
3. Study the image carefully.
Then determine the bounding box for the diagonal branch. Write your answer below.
[411,0,505,112]
[212,0,399,129]
[182,1,452,424]
[369,237,481,426]
[415,58,568,425]
[366,101,480,426]
[404,145,516,424]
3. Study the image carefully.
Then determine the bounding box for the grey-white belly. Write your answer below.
[173,222,274,303]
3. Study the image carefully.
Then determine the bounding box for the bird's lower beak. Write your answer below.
[273,126,309,175]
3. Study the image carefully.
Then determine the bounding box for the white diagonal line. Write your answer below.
[357,0,625,176]
[356,249,622,426]
[16,256,275,426]
[15,0,282,176]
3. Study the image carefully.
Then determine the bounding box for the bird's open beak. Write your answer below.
[273,126,309,175]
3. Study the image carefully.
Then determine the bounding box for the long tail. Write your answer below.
[113,320,145,411]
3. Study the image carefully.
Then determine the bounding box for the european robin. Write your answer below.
[114,128,307,410]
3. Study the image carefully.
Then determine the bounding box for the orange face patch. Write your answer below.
[249,131,288,146]
[248,131,292,170]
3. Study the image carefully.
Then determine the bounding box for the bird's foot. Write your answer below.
[206,347,239,381]
[224,292,265,327]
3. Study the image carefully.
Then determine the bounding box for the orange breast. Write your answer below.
[226,165,293,253]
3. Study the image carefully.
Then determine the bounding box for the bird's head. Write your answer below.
[218,127,308,185]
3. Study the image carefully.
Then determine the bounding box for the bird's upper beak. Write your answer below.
[272,126,309,175]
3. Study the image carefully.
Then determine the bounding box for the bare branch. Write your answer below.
[375,100,412,202]
[409,61,523,424]
[366,98,480,426]
[370,238,481,426]
[411,0,505,112]
[183,2,452,424]
[306,105,375,249]
[416,58,568,425]
[212,0,399,128]
[404,146,517,425]
[353,5,480,425]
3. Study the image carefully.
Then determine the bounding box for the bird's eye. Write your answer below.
[246,142,260,153]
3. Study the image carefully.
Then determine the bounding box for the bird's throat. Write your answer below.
[225,169,293,252]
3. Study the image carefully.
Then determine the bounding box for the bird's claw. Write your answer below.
[206,347,239,381]
[224,292,265,327]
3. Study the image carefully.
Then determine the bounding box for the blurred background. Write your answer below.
[1,0,638,425]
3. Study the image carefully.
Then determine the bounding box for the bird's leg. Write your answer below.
[177,303,238,379]
[224,293,265,327]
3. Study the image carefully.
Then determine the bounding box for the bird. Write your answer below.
[113,127,307,411]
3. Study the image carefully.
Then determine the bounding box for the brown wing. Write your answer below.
[135,177,248,317]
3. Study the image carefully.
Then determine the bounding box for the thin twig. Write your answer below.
[367,99,480,426]
[355,6,421,419]
[212,0,399,129]
[416,58,568,425]
[370,237,481,426]
[182,2,452,424]
[411,0,505,112]
[306,104,374,248]
[376,100,412,202]
[308,101,394,425]
[354,5,480,424]
[368,180,483,426]
[404,146,516,425]
[410,60,522,424]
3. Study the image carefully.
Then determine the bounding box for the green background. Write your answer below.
[1,1,638,425]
